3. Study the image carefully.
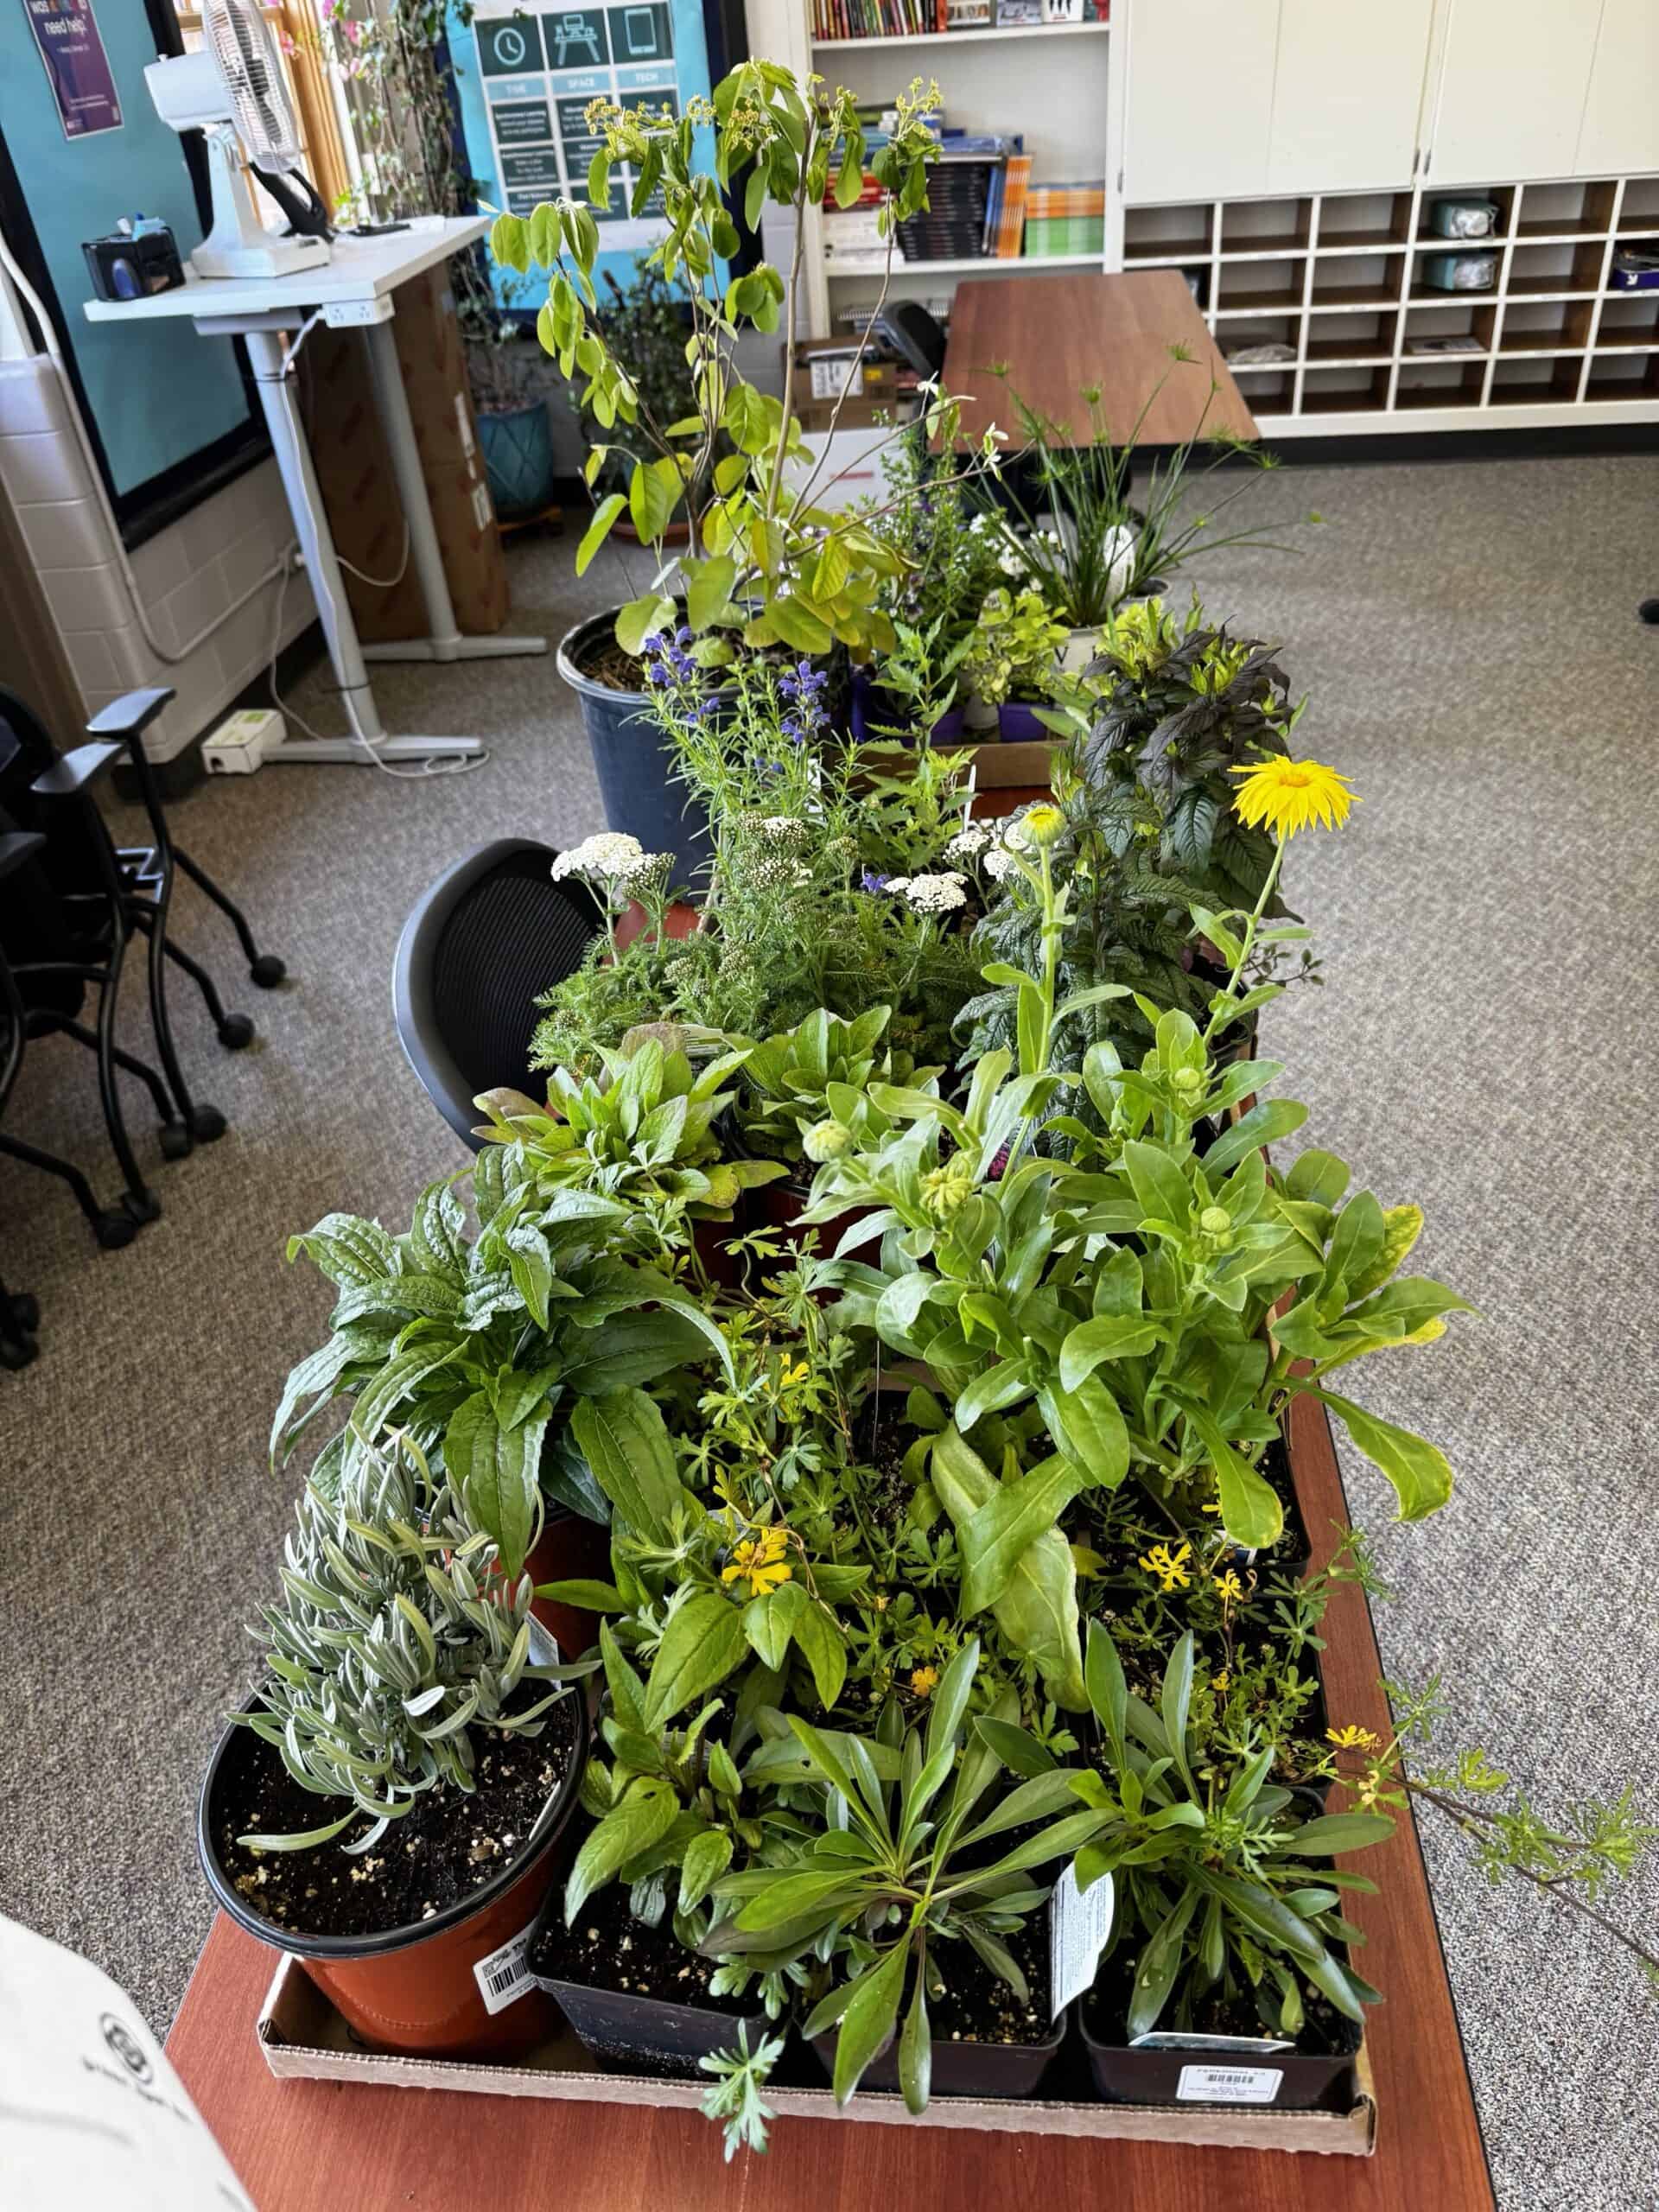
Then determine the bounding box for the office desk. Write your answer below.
[943,269,1258,448]
[86,219,541,766]
[164,1394,1493,2212]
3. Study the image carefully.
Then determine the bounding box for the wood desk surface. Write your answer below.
[943,269,1258,449]
[167,1394,1492,2212]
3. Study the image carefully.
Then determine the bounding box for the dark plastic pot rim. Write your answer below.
[556,607,655,710]
[198,1637,589,1964]
[1076,1994,1362,2065]
[531,1963,768,2037]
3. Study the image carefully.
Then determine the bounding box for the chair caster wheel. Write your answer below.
[122,1189,162,1225]
[159,1121,194,1161]
[96,1210,138,1249]
[0,1336,37,1370]
[190,1104,227,1142]
[250,955,286,988]
[218,1014,255,1050]
[9,1293,41,1332]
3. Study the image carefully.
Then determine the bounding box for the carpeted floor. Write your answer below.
[1,456,1656,2210]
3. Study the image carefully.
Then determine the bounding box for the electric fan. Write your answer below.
[145,0,333,281]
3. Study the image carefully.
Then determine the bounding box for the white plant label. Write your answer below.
[1049,1863,1115,2020]
[1175,2063,1285,2105]
[474,1919,538,2015]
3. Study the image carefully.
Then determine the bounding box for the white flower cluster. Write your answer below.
[887,870,968,914]
[550,832,658,884]
[945,821,993,861]
[753,814,810,846]
[750,852,813,892]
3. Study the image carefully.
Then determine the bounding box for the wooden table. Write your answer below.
[942,269,1258,449]
[166,1393,1493,2211]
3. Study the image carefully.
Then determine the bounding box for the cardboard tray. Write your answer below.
[256,1954,1376,2156]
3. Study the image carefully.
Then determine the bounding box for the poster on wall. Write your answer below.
[457,0,721,301]
[22,0,122,140]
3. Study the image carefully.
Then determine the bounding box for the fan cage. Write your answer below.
[202,0,303,169]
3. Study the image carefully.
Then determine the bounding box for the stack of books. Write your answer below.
[981,154,1033,257]
[810,2,944,33]
[893,134,1021,264]
[1024,179,1105,257]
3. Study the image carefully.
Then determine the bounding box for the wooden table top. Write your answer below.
[166,1392,1493,2211]
[942,269,1259,450]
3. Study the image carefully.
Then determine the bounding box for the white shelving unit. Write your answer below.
[782,0,1659,436]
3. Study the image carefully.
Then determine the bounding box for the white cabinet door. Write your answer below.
[1427,0,1602,185]
[1268,0,1435,193]
[1577,0,1659,175]
[1122,0,1280,204]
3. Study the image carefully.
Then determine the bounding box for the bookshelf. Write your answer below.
[810,22,1111,48]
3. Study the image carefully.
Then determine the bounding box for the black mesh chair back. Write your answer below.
[873,302,948,383]
[392,840,602,1149]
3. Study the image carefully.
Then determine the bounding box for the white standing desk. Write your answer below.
[86,218,543,766]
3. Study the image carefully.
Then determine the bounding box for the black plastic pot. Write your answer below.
[556,609,712,887]
[807,2006,1066,2101]
[1077,1999,1362,2111]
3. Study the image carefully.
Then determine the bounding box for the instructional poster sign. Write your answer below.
[22,0,122,140]
[454,0,721,296]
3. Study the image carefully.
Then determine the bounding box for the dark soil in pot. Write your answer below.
[528,1856,769,2078]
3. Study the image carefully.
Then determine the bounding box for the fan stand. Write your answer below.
[193,126,327,282]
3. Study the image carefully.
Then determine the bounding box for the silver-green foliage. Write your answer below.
[235,1433,588,1853]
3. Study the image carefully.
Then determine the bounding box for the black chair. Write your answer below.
[873,302,948,384]
[392,839,602,1150]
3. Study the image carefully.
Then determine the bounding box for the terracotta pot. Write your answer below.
[760,1173,874,1270]
[198,1637,590,2060]
[524,1504,613,1657]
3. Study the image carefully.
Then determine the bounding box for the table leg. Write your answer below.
[360,319,547,666]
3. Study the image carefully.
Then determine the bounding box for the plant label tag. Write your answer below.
[1048,1863,1114,2020]
[1175,2063,1285,2104]
[473,1921,537,2016]
[1133,2030,1294,2055]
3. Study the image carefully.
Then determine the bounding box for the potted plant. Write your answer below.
[958,588,1071,740]
[571,257,710,544]
[734,1003,919,1242]
[460,270,561,524]
[199,1432,594,2057]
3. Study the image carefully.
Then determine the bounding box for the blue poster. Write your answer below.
[450,0,721,302]
[22,0,122,140]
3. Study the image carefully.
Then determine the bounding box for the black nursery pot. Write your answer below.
[556,608,712,887]
[807,2012,1067,2101]
[1077,1999,1362,2112]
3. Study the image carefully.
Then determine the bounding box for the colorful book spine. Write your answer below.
[997,153,1032,257]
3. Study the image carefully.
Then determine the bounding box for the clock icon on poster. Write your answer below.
[488,24,530,68]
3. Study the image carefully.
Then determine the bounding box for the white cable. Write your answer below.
[0,232,287,666]
[336,523,410,592]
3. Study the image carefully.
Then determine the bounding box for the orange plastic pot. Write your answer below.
[199,1659,590,2060]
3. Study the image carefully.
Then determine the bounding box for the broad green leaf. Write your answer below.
[791,1596,848,1710]
[1346,1203,1424,1300]
[643,1592,749,1728]
[575,493,626,576]
[931,1427,1085,1710]
[679,1827,734,1914]
[832,1942,908,2106]
[1058,1313,1161,1391]
[1184,1404,1283,1551]
[569,1388,683,1538]
[959,1459,1092,1617]
[1036,1374,1129,1491]
[446,1391,543,1578]
[565,1778,677,1922]
[1284,1812,1395,1857]
[1308,1389,1455,1521]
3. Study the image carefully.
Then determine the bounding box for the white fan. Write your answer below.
[146,0,332,280]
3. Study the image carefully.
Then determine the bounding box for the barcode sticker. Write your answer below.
[1176,2063,1284,2105]
[473,1921,537,2016]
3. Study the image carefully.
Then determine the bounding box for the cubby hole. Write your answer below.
[1408,243,1500,303]
[1593,296,1659,350]
[1217,315,1300,368]
[1124,203,1213,264]
[1224,369,1295,412]
[1497,300,1593,355]
[1298,365,1390,416]
[1306,308,1397,365]
[1505,241,1608,298]
[1317,190,1414,252]
[1309,251,1404,312]
[1617,178,1659,236]
[1415,187,1513,246]
[1220,198,1312,257]
[1488,355,1586,406]
[1401,302,1494,359]
[1215,257,1306,315]
[1585,351,1659,400]
[1514,181,1615,241]
[1394,360,1486,410]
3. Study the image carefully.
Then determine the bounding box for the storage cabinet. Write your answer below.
[1122,0,1280,204]
[1426,0,1601,186]
[1577,0,1659,177]
[1268,0,1435,195]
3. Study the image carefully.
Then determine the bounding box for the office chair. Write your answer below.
[392,840,602,1150]
[872,302,949,384]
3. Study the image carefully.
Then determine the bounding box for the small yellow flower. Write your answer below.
[1138,1541,1192,1593]
[910,1664,940,1697]
[721,1526,793,1599]
[1326,1723,1381,1753]
[1230,757,1357,840]
[1212,1669,1230,1694]
[1212,1568,1245,1605]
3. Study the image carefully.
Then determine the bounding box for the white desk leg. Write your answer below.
[359,318,547,665]
[240,326,482,766]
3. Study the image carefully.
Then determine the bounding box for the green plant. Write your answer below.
[859,613,974,743]
[959,588,1070,709]
[864,431,1007,650]
[704,1640,1110,2111]
[489,63,1000,656]
[736,1005,912,1166]
[573,258,708,501]
[1052,1626,1391,2041]
[700,2024,787,2159]
[232,1430,589,1851]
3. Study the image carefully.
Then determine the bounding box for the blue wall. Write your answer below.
[0,3,254,499]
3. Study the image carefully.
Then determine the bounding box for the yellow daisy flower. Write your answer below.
[1138,1541,1192,1593]
[1212,1568,1245,1605]
[721,1526,793,1599]
[1326,1723,1381,1752]
[1230,757,1357,839]
[910,1664,940,1697]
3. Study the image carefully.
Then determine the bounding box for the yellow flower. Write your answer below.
[1212,1568,1245,1605]
[910,1665,940,1697]
[1022,803,1065,847]
[1230,757,1357,839]
[1326,1723,1381,1753]
[721,1526,793,1599]
[1138,1541,1192,1593]
[1212,1669,1230,1694]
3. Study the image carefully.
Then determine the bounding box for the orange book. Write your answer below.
[998,154,1033,257]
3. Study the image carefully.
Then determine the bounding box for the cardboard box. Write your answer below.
[257,1955,1376,2154]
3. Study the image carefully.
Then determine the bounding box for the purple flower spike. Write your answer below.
[861,869,889,893]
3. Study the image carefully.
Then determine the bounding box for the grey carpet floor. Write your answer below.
[1,459,1656,2210]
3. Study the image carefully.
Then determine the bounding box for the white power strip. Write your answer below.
[203,707,284,775]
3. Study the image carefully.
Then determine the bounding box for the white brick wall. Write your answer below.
[0,357,315,765]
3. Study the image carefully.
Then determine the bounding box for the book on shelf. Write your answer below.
[813,0,1107,30]
[997,153,1032,256]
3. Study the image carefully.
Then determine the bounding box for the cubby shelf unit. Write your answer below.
[1122,175,1659,432]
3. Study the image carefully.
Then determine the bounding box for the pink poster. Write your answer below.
[22,0,123,140]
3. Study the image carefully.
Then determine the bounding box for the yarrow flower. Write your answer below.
[721,1526,792,1599]
[889,871,967,914]
[1230,756,1357,838]
[982,845,1017,882]
[945,821,993,860]
[754,815,808,845]
[551,832,652,883]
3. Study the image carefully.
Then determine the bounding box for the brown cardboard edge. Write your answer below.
[859,739,1059,790]
[257,1955,1375,2157]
